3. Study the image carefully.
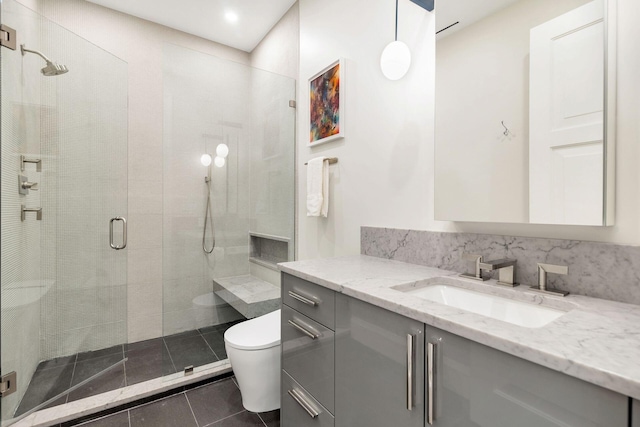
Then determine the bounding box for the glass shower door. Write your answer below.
[1,0,128,423]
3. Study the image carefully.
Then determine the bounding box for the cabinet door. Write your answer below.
[633,399,640,427]
[426,326,628,427]
[335,294,424,427]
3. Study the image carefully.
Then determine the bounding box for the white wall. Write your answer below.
[251,2,300,80]
[298,0,435,259]
[298,0,640,261]
[1,1,44,416]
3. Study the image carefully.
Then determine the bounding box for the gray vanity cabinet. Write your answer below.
[633,399,640,427]
[334,293,425,427]
[425,326,628,427]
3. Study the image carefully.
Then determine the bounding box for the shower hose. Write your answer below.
[202,177,215,254]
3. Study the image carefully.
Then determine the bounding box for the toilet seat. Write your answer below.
[224,309,280,351]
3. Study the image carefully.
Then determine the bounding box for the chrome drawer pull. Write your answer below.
[427,342,436,425]
[288,291,318,307]
[288,389,319,419]
[288,319,320,340]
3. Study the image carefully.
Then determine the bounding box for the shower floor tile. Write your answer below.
[163,334,218,371]
[15,364,74,416]
[201,330,228,359]
[72,376,280,427]
[125,339,176,386]
[15,321,241,418]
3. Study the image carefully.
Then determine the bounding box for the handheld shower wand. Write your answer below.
[202,156,215,254]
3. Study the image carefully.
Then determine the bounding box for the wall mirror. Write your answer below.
[434,0,616,226]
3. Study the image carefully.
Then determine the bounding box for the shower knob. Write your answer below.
[18,175,38,195]
[22,181,39,191]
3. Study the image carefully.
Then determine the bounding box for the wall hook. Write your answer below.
[501,121,510,136]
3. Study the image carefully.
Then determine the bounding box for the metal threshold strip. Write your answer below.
[3,358,127,427]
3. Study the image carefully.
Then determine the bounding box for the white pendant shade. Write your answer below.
[380,40,412,80]
[214,156,226,168]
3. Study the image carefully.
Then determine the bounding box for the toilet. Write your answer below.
[224,309,281,413]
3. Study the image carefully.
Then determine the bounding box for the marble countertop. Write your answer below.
[279,255,640,400]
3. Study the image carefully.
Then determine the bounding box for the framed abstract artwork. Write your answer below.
[308,58,345,146]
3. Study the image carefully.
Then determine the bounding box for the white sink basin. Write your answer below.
[404,284,566,328]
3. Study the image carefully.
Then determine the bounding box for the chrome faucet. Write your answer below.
[530,263,569,296]
[460,253,518,286]
[479,259,518,287]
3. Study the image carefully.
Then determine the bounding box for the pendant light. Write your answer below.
[380,0,412,80]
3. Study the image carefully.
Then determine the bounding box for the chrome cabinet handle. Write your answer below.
[288,319,319,340]
[407,334,415,411]
[427,342,436,425]
[288,290,318,307]
[109,217,127,250]
[287,389,319,419]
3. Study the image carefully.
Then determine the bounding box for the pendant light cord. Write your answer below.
[395,0,399,41]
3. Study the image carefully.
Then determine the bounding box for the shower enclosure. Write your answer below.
[1,0,128,423]
[1,1,295,424]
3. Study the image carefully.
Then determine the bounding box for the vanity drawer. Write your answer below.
[282,370,334,427]
[282,305,335,414]
[283,273,335,329]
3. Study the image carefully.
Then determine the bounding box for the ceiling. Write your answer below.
[86,0,297,52]
[436,0,521,40]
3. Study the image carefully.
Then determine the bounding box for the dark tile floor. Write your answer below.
[72,377,280,427]
[16,321,243,417]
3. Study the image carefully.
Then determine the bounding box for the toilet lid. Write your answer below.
[224,309,281,351]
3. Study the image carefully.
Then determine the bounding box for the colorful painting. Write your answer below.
[309,59,344,146]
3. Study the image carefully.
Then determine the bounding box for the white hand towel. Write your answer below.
[307,157,329,217]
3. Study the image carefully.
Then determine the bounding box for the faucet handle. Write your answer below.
[530,263,569,297]
[22,181,38,191]
[537,263,568,276]
[459,253,487,281]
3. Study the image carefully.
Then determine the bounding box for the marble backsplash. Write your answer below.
[361,227,640,306]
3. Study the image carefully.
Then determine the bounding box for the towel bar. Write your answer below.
[304,157,338,165]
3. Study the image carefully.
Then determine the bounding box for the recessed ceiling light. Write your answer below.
[225,11,238,23]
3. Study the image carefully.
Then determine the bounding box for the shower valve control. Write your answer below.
[19,175,39,195]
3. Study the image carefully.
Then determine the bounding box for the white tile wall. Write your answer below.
[1,0,46,418]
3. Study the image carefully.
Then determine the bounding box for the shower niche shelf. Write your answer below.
[249,232,289,271]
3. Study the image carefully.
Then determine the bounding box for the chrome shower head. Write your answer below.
[20,44,69,76]
[41,62,69,76]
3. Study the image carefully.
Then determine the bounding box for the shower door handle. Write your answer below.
[109,217,127,250]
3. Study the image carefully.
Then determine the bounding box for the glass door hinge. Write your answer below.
[0,372,17,398]
[1,25,17,50]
